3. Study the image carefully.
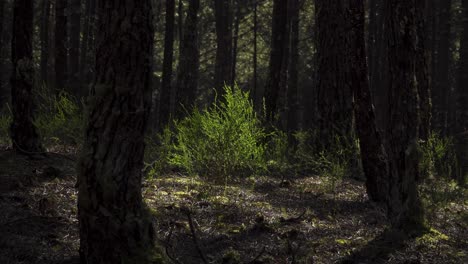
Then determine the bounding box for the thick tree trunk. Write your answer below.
[385,0,425,232]
[10,0,43,154]
[264,0,289,122]
[432,0,452,136]
[159,0,175,128]
[287,0,299,132]
[69,0,81,96]
[175,0,200,118]
[55,0,68,91]
[214,0,233,96]
[457,0,468,185]
[315,0,354,146]
[39,0,50,85]
[77,0,156,262]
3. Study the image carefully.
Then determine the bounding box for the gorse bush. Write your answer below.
[168,85,267,179]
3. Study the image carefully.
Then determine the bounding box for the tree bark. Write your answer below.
[252,1,259,111]
[69,0,81,96]
[214,0,233,97]
[159,0,175,128]
[264,0,289,122]
[55,0,68,91]
[175,0,200,118]
[77,0,156,262]
[79,0,96,94]
[10,0,43,154]
[287,0,299,132]
[39,0,50,85]
[385,0,425,232]
[456,0,468,185]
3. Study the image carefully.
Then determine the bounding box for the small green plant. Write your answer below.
[419,132,457,180]
[145,126,173,179]
[169,85,267,179]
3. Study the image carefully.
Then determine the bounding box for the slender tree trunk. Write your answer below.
[457,0,468,185]
[0,0,6,105]
[79,0,96,94]
[350,0,389,203]
[214,0,233,96]
[385,0,425,232]
[175,0,200,118]
[252,1,259,111]
[39,0,50,86]
[264,0,289,122]
[432,0,452,136]
[315,0,354,146]
[55,0,68,91]
[159,0,175,128]
[231,0,240,85]
[10,0,43,154]
[77,0,156,262]
[287,0,299,132]
[69,0,81,96]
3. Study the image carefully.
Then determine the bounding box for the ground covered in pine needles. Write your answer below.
[0,147,467,264]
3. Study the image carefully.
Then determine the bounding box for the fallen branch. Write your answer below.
[183,207,208,264]
[280,209,307,224]
[165,222,183,264]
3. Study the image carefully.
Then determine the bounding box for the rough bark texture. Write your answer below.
[77,0,157,262]
[39,0,50,85]
[214,0,233,97]
[159,0,175,128]
[55,0,68,91]
[415,0,432,141]
[264,0,288,122]
[457,0,468,185]
[69,0,81,96]
[10,0,43,154]
[350,0,389,203]
[432,0,452,136]
[315,0,354,146]
[385,0,425,232]
[175,0,200,118]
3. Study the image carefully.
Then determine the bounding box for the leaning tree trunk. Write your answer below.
[77,0,157,262]
[385,0,426,232]
[175,0,200,118]
[213,0,233,97]
[10,0,43,154]
[349,0,389,203]
[456,0,468,185]
[159,0,175,128]
[55,0,67,91]
[69,0,81,97]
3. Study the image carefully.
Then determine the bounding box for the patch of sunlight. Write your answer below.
[159,177,204,186]
[251,201,273,210]
[416,228,450,247]
[335,238,351,245]
[208,195,230,205]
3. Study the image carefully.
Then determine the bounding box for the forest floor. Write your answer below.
[0,147,467,264]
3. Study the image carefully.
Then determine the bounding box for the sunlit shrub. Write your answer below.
[419,132,457,180]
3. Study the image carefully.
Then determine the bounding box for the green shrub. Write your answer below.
[168,85,267,179]
[419,132,457,180]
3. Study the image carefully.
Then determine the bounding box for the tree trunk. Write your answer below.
[264,0,288,122]
[432,0,452,136]
[69,0,81,96]
[287,0,299,132]
[10,0,43,154]
[77,0,156,262]
[252,1,259,111]
[0,0,6,104]
[350,0,389,203]
[456,0,468,185]
[55,0,68,91]
[159,0,175,128]
[385,0,425,232]
[175,0,200,118]
[214,0,233,96]
[231,0,240,85]
[315,0,354,146]
[79,0,96,94]
[39,0,50,85]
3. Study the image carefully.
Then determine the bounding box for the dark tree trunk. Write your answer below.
[214,0,233,96]
[79,0,96,94]
[55,0,68,91]
[385,0,425,232]
[0,0,6,103]
[10,0,43,153]
[175,0,200,118]
[315,0,354,145]
[416,0,432,141]
[69,0,81,96]
[77,0,156,262]
[159,0,175,128]
[264,0,288,122]
[252,1,259,111]
[39,0,50,85]
[432,0,452,136]
[287,0,299,132]
[456,0,468,185]
[231,0,240,85]
[350,0,389,203]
